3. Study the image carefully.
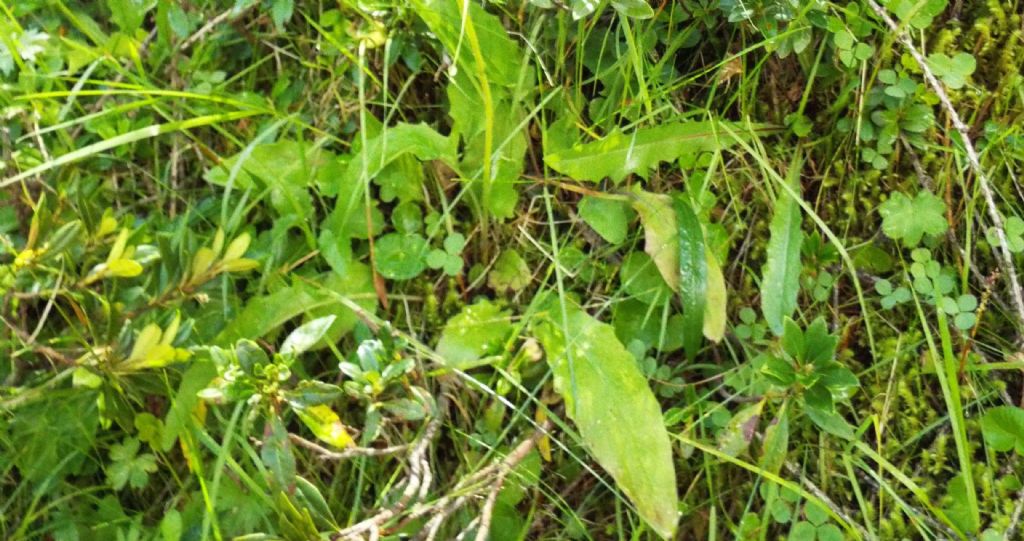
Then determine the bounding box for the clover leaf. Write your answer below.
[874,278,912,309]
[986,216,1024,253]
[938,293,978,330]
[927,52,976,90]
[426,232,465,276]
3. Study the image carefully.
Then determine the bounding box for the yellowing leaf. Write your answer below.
[221,258,260,273]
[631,188,678,291]
[534,302,678,538]
[211,228,225,255]
[295,405,353,449]
[703,250,727,342]
[107,258,143,278]
[190,247,216,278]
[222,233,251,262]
[107,228,130,263]
[98,212,118,237]
[161,313,181,347]
[129,324,162,363]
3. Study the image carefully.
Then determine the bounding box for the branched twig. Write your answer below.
[333,398,447,540]
[866,0,1024,337]
[289,434,409,460]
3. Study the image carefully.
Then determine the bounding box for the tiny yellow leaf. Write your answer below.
[211,227,226,255]
[129,324,162,363]
[98,214,118,237]
[221,258,259,272]
[296,405,354,449]
[222,233,251,262]
[108,228,130,263]
[161,313,181,346]
[191,247,217,278]
[107,258,143,278]
[72,367,103,389]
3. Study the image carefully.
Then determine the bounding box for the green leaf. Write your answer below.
[632,188,679,290]
[944,473,980,533]
[981,406,1024,455]
[107,0,149,33]
[620,252,673,306]
[534,303,678,538]
[717,403,763,457]
[326,123,455,202]
[927,52,976,90]
[579,195,632,244]
[271,0,294,31]
[817,524,844,541]
[612,0,655,18]
[761,163,803,336]
[545,121,766,184]
[261,413,296,490]
[204,141,333,221]
[161,361,217,451]
[789,521,816,541]
[281,315,337,357]
[881,0,948,29]
[675,196,707,359]
[803,405,855,440]
[217,271,376,347]
[488,249,532,292]
[760,411,789,475]
[374,233,429,280]
[436,299,513,368]
[803,318,838,365]
[107,437,158,490]
[879,190,948,247]
[763,356,797,387]
[986,216,1024,253]
[413,0,523,87]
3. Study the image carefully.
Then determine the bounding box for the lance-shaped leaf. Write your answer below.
[545,121,769,183]
[534,302,678,538]
[761,160,804,336]
[675,196,707,359]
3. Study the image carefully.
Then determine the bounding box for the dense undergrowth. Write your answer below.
[2,0,1024,539]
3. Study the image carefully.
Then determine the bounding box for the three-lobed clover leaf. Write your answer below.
[879,190,948,247]
[986,216,1024,253]
[426,232,465,276]
[938,293,978,330]
[909,248,956,298]
[926,52,976,90]
[874,278,912,309]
